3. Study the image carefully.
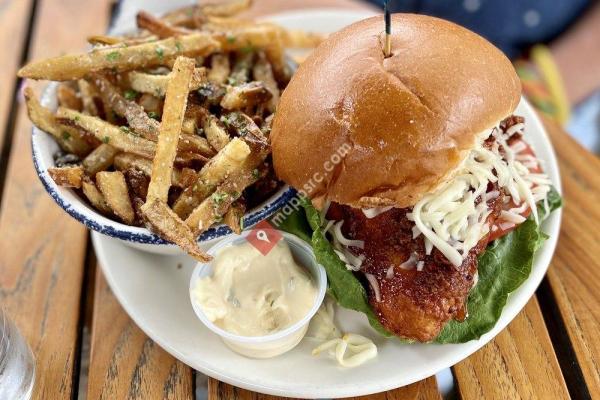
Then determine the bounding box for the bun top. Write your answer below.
[270,14,521,208]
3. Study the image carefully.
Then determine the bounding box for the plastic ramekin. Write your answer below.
[189,230,327,358]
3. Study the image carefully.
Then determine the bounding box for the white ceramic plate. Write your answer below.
[94,9,562,399]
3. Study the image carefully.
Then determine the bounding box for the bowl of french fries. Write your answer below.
[21,1,323,260]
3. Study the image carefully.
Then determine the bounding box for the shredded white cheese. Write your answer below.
[328,220,365,271]
[364,273,381,302]
[362,206,393,219]
[400,253,418,270]
[309,299,378,368]
[312,333,378,368]
[408,123,551,267]
[322,119,551,272]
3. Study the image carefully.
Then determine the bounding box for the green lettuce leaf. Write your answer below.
[276,188,562,343]
[435,186,562,343]
[300,197,393,337]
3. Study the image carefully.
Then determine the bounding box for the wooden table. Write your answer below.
[0,0,598,399]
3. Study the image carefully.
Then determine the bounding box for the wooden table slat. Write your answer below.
[0,0,112,398]
[453,297,570,399]
[208,376,441,400]
[542,117,600,396]
[87,267,194,400]
[0,0,34,158]
[3,0,599,398]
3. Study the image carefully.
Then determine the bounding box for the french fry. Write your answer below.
[82,176,112,215]
[252,51,279,112]
[161,6,205,29]
[214,24,285,78]
[223,199,246,234]
[96,171,135,224]
[136,10,190,38]
[201,0,252,17]
[229,51,254,84]
[220,81,272,110]
[145,56,196,204]
[221,111,268,144]
[124,168,150,200]
[57,83,82,111]
[19,3,305,257]
[18,33,219,81]
[90,74,159,140]
[48,165,84,188]
[196,82,226,106]
[204,114,230,151]
[77,79,99,116]
[141,199,211,262]
[172,137,250,217]
[87,35,124,46]
[186,165,264,234]
[138,93,163,117]
[56,107,156,159]
[207,53,230,84]
[203,16,254,31]
[24,88,92,156]
[82,143,118,175]
[280,29,326,48]
[128,68,207,98]
[181,118,196,135]
[87,34,159,46]
[180,168,198,188]
[113,153,188,188]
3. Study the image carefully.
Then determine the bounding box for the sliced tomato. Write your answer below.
[487,139,540,242]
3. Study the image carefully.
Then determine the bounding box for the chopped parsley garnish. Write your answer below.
[102,136,110,144]
[124,89,138,100]
[73,115,80,122]
[211,192,229,205]
[106,51,121,61]
[61,131,71,141]
[175,42,183,52]
[148,111,160,120]
[155,46,164,59]
[226,77,238,86]
[226,35,236,44]
[240,45,255,55]
[120,126,133,134]
[252,169,260,179]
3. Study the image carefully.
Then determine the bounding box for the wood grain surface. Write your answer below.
[453,297,569,399]
[1,0,599,399]
[207,376,441,400]
[0,0,111,399]
[542,117,600,397]
[0,0,33,157]
[344,376,442,400]
[87,267,194,400]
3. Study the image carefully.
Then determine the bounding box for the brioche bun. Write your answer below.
[271,14,521,208]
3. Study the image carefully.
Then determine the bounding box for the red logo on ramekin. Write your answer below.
[247,220,282,255]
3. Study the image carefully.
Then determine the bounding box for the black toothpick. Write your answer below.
[384,0,391,57]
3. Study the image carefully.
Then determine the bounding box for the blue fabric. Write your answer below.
[367,0,590,58]
[568,91,600,153]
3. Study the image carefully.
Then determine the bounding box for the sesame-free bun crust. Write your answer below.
[271,14,521,208]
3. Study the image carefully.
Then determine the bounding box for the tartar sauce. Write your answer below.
[192,240,317,337]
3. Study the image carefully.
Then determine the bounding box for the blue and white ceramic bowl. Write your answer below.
[31,82,295,254]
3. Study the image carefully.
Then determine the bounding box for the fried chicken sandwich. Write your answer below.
[270,14,560,342]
